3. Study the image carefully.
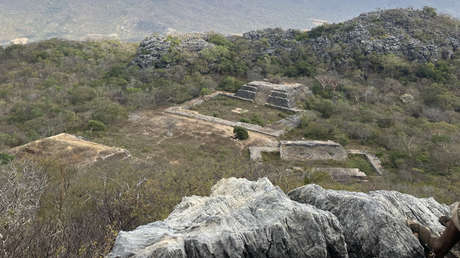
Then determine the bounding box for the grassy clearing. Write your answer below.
[190,95,293,126]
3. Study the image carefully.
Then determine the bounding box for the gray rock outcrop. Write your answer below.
[109,178,348,258]
[288,184,451,258]
[109,178,459,258]
[242,28,298,55]
[307,9,460,64]
[133,33,214,68]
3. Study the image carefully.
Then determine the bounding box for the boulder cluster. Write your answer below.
[133,33,214,68]
[242,28,299,55]
[307,9,460,63]
[109,178,459,258]
[132,9,460,70]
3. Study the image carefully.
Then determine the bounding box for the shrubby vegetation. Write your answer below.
[233,126,249,140]
[1,7,460,257]
[0,153,14,165]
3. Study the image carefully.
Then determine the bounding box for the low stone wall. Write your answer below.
[348,149,385,175]
[165,91,305,139]
[222,93,255,103]
[264,103,303,113]
[180,91,223,109]
[312,168,367,182]
[165,107,284,137]
[249,146,280,161]
[280,140,347,161]
[269,113,303,130]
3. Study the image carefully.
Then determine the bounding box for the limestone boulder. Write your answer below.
[133,33,213,68]
[400,94,415,104]
[289,184,451,258]
[109,178,348,258]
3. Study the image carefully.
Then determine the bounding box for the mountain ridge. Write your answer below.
[1,1,460,44]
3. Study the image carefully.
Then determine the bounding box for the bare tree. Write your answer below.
[0,162,47,257]
[315,75,340,92]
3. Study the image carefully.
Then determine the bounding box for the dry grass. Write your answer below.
[190,95,293,126]
[111,110,278,157]
[7,133,130,166]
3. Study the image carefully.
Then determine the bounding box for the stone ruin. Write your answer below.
[249,140,348,162]
[7,133,130,166]
[249,141,384,182]
[235,81,305,109]
[311,168,367,182]
[280,140,348,161]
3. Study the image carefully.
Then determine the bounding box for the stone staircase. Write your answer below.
[235,81,305,110]
[235,84,257,101]
[267,89,296,109]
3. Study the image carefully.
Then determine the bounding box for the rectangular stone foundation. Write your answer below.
[280,140,347,161]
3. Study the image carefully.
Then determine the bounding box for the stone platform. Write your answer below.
[235,81,305,109]
[280,140,348,161]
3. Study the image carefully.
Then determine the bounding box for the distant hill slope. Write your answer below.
[0,0,459,44]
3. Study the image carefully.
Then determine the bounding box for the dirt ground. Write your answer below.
[127,110,278,149]
[8,133,130,166]
[6,107,278,169]
[90,109,280,167]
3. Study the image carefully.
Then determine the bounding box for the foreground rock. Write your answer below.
[289,184,451,258]
[109,178,348,258]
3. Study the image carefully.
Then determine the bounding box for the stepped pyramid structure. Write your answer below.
[235,81,305,109]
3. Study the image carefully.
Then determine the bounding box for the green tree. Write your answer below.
[233,126,249,140]
[218,76,243,92]
[208,34,233,48]
[88,120,107,132]
[0,153,14,165]
[91,99,128,125]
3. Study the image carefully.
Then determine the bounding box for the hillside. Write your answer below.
[1,7,460,257]
[1,0,460,44]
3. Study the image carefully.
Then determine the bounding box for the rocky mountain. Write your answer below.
[133,8,460,71]
[109,178,459,258]
[305,8,460,64]
[133,33,215,69]
[1,1,460,45]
